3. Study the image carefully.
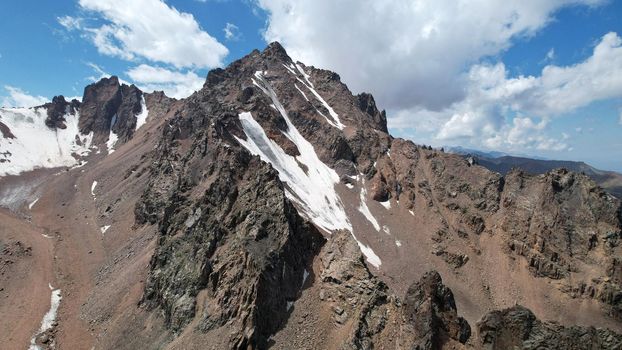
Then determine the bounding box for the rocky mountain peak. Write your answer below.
[78,76,145,147]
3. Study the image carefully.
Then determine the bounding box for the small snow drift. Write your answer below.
[100,225,110,234]
[91,181,98,196]
[28,198,39,210]
[0,107,93,176]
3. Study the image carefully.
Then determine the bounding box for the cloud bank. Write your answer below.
[256,0,621,153]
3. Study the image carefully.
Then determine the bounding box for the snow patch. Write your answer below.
[395,240,402,247]
[29,284,61,350]
[28,198,39,210]
[354,238,382,269]
[379,199,391,209]
[345,183,354,189]
[357,178,380,231]
[409,210,415,216]
[135,96,149,130]
[236,71,350,233]
[302,269,309,286]
[91,181,97,196]
[0,107,93,176]
[100,225,110,234]
[106,114,118,154]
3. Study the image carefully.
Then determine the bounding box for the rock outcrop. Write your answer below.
[476,305,622,349]
[42,95,80,129]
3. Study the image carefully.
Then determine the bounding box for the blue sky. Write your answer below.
[1,0,621,171]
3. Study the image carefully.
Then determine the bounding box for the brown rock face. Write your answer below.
[78,76,144,145]
[476,305,622,349]
[0,121,15,139]
[403,271,471,349]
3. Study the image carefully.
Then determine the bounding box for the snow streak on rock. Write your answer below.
[0,107,93,176]
[357,178,381,232]
[283,63,345,129]
[236,71,380,269]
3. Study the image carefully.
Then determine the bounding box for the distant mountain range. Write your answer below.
[447,146,622,198]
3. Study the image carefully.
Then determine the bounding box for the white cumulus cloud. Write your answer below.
[223,23,241,41]
[256,0,620,154]
[126,64,204,99]
[60,0,228,69]
[256,0,605,111]
[1,86,49,108]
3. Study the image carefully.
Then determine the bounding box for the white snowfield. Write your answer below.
[29,284,61,350]
[0,107,93,176]
[235,70,381,269]
[0,96,150,176]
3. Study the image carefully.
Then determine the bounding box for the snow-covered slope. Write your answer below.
[0,107,93,176]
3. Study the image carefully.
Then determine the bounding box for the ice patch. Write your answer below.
[28,198,39,210]
[0,107,93,176]
[100,225,110,234]
[357,179,380,232]
[91,181,97,196]
[379,200,391,209]
[29,284,61,350]
[236,72,350,233]
[134,96,149,130]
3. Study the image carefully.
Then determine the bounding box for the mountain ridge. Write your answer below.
[0,42,620,349]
